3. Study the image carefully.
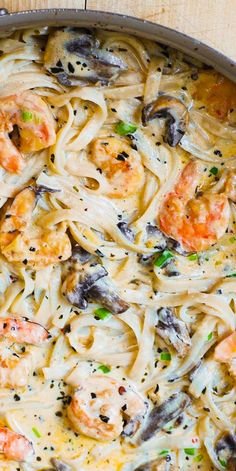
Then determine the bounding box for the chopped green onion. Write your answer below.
[188,253,198,261]
[98,364,111,374]
[229,236,236,243]
[32,427,41,438]
[194,454,203,462]
[154,250,174,268]
[73,185,79,192]
[219,458,227,468]
[159,449,169,456]
[207,332,213,341]
[226,273,236,278]
[160,352,171,361]
[22,110,33,122]
[210,166,218,175]
[94,307,112,320]
[184,448,195,456]
[115,121,137,136]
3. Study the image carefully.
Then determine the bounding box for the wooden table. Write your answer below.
[2,0,236,61]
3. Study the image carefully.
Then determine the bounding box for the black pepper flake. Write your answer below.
[29,247,36,252]
[64,324,71,334]
[50,67,63,74]
[55,411,63,417]
[111,108,117,112]
[14,394,21,401]
[191,72,199,80]
[121,404,127,411]
[73,110,77,116]
[154,384,159,393]
[99,414,109,423]
[91,392,97,399]
[56,59,63,67]
[214,149,222,157]
[68,62,75,73]
[36,457,42,462]
[5,214,11,219]
[22,259,28,265]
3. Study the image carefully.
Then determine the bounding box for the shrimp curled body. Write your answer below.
[0,317,50,345]
[159,161,230,252]
[0,426,34,462]
[0,317,49,388]
[68,375,148,441]
[0,186,71,267]
[90,137,145,198]
[0,91,56,173]
[215,332,236,377]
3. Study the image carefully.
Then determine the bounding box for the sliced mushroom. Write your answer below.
[69,244,93,265]
[117,221,135,243]
[28,184,60,203]
[62,264,108,309]
[51,458,72,471]
[87,278,130,314]
[44,28,127,86]
[156,307,191,357]
[138,392,191,443]
[138,225,167,266]
[62,262,129,314]
[165,237,189,256]
[216,433,236,467]
[142,95,189,147]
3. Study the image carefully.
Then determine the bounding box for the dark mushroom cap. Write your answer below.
[44,28,127,86]
[142,95,189,147]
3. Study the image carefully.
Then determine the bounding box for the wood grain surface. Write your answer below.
[2,0,236,61]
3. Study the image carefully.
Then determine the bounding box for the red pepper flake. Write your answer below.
[118,386,126,395]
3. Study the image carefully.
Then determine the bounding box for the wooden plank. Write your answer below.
[1,0,85,12]
[2,0,236,60]
[87,0,236,61]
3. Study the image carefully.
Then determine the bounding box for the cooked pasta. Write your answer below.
[0,25,234,471]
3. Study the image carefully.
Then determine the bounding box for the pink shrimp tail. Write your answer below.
[0,427,34,462]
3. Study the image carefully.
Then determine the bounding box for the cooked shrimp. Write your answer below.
[215,332,236,377]
[0,186,71,267]
[0,353,33,388]
[159,160,230,252]
[0,318,49,388]
[90,137,145,198]
[191,70,236,121]
[67,375,148,441]
[0,317,50,345]
[0,91,56,173]
[0,426,34,462]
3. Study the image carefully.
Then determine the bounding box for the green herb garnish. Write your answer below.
[184,448,195,456]
[210,166,218,175]
[226,273,236,278]
[194,454,203,462]
[207,332,213,341]
[160,352,171,361]
[229,236,236,243]
[22,110,33,122]
[32,427,41,438]
[98,364,111,373]
[219,458,227,468]
[159,449,169,456]
[94,307,112,320]
[188,253,198,261]
[115,121,137,136]
[154,250,174,268]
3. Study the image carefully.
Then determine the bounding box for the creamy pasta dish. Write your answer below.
[0,25,235,471]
